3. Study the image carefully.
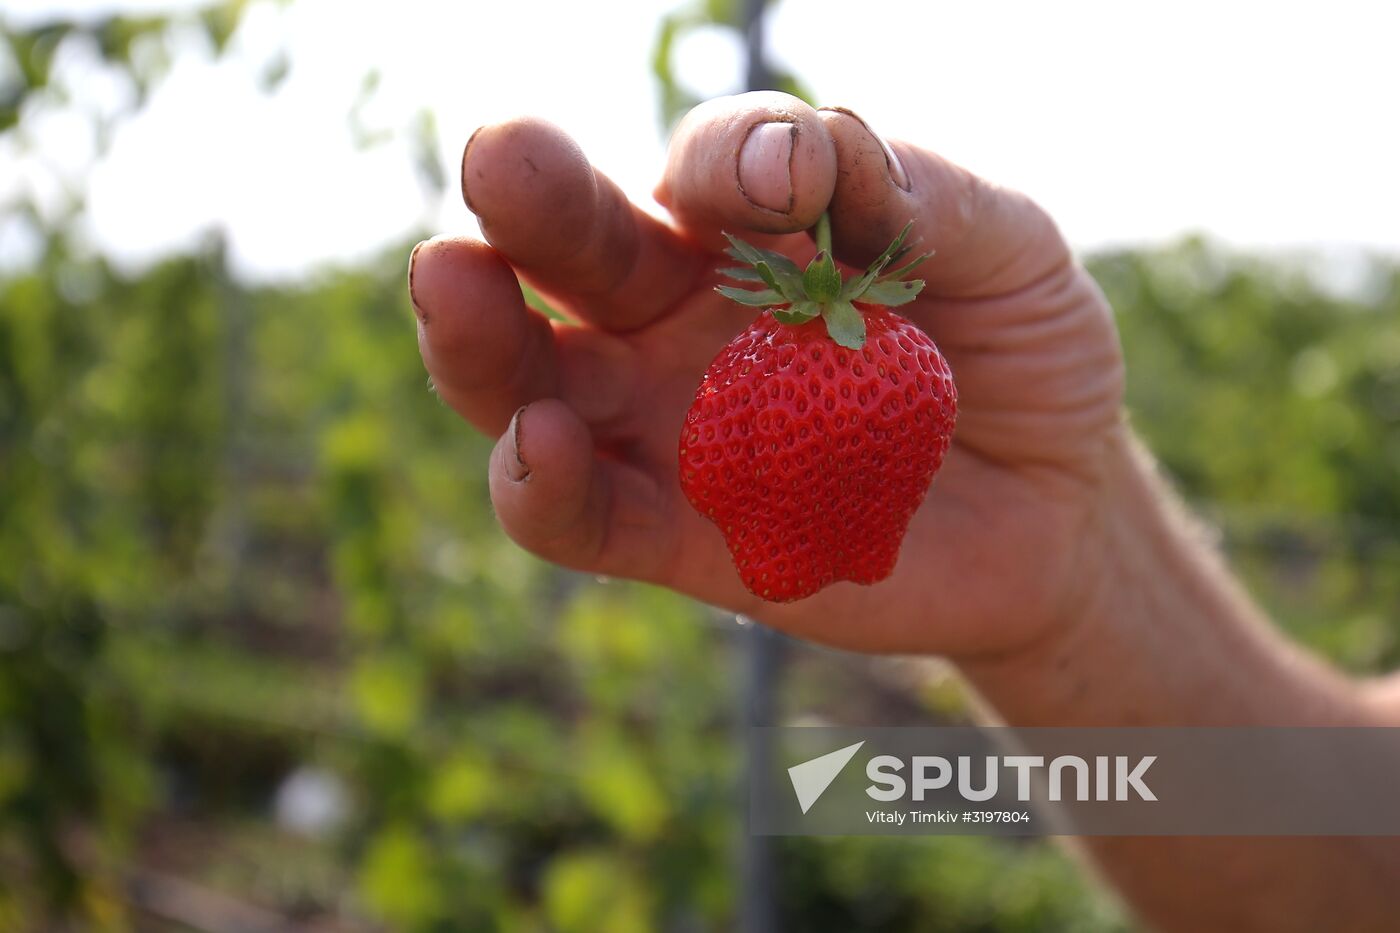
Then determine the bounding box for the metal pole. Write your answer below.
[743,0,774,90]
[739,622,783,933]
[738,10,784,933]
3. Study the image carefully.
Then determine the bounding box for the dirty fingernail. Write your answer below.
[461,124,485,214]
[738,121,795,212]
[821,107,910,191]
[505,405,531,482]
[877,133,910,191]
[408,239,427,318]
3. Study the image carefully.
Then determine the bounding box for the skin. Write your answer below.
[409,92,1400,932]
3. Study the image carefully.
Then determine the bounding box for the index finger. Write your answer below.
[463,117,707,332]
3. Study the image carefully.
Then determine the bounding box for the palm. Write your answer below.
[413,93,1124,657]
[581,233,1120,654]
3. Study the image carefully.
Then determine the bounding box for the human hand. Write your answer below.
[408,92,1123,657]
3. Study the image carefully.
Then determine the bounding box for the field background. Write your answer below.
[3,2,1399,930]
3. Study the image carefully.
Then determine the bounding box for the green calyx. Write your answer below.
[715,213,931,350]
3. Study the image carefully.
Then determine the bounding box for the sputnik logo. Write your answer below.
[787,741,865,814]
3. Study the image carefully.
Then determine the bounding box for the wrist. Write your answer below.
[956,426,1372,727]
[949,424,1146,721]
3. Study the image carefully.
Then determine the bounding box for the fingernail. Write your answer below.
[505,405,531,482]
[461,124,485,214]
[408,239,427,320]
[821,106,910,191]
[738,121,796,212]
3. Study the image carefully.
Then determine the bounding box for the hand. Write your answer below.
[408,92,1123,657]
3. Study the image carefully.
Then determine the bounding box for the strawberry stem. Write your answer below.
[814,211,833,256]
[715,216,932,350]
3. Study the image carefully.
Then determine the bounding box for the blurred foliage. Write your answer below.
[0,1,254,133]
[3,2,1400,932]
[3,227,1397,932]
[651,0,813,129]
[1098,243,1400,672]
[0,232,742,929]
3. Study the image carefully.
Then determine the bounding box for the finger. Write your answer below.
[409,235,556,433]
[462,117,705,331]
[409,236,638,436]
[816,107,1072,297]
[654,91,837,247]
[813,107,1124,468]
[489,400,675,578]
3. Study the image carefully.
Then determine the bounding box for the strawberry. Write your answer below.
[679,217,957,602]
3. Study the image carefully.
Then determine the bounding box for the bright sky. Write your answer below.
[2,0,1398,281]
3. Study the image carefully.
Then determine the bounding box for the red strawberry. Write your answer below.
[679,218,956,603]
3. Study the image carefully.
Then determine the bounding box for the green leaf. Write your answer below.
[722,233,805,294]
[721,232,767,267]
[840,226,915,300]
[544,850,653,933]
[756,246,800,275]
[200,0,247,55]
[803,251,841,302]
[763,265,806,298]
[359,825,442,926]
[723,233,802,278]
[651,12,702,128]
[861,221,914,279]
[840,268,878,302]
[756,253,806,296]
[753,261,783,294]
[719,266,763,282]
[860,279,926,307]
[351,655,425,735]
[821,299,866,349]
[772,301,820,325]
[715,285,783,307]
[522,282,566,321]
[841,225,932,302]
[751,247,804,280]
[880,251,933,283]
[6,24,71,90]
[429,754,494,821]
